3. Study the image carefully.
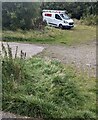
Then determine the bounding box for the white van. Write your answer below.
[42,10,74,29]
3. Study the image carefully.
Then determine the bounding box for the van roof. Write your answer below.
[42,10,67,14]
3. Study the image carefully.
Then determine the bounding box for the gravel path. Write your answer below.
[37,41,96,77]
[0,111,42,119]
[2,41,96,69]
[1,42,45,58]
[0,111,27,119]
[39,41,96,67]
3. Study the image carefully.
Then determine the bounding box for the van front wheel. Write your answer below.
[59,24,63,29]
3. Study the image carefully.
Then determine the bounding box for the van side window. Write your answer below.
[55,14,62,20]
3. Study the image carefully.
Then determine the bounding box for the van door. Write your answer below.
[53,14,62,27]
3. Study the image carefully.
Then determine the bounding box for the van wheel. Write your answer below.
[59,24,63,29]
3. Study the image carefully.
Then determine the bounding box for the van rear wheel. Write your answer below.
[59,24,63,29]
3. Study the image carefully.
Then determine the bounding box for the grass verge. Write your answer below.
[3,24,96,46]
[2,54,96,118]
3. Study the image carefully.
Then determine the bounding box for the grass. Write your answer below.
[2,45,96,118]
[3,24,96,46]
[2,23,96,118]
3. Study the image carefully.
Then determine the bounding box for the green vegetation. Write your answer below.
[2,44,96,118]
[2,2,97,30]
[42,2,97,20]
[2,2,43,30]
[3,25,96,45]
[81,14,98,26]
[2,2,97,119]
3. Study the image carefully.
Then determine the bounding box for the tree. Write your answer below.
[2,2,42,30]
[41,2,97,19]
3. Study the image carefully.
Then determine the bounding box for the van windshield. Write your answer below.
[60,14,70,20]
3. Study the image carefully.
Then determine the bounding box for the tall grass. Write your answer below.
[2,24,96,45]
[2,44,96,118]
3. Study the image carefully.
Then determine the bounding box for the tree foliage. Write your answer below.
[41,2,97,19]
[2,2,42,30]
[2,2,97,30]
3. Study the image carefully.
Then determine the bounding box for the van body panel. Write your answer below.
[42,10,74,29]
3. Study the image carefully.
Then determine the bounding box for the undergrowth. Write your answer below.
[81,14,98,26]
[2,43,96,118]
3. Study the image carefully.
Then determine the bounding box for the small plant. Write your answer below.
[2,43,27,83]
[2,43,7,57]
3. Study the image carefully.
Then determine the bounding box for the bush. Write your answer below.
[2,3,45,30]
[81,14,97,25]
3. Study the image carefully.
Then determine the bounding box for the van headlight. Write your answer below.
[64,21,68,23]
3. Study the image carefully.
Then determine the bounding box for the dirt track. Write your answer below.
[2,41,96,70]
[1,41,96,77]
[1,42,45,58]
[37,41,96,77]
[39,42,96,66]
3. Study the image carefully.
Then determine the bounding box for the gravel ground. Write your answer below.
[0,111,26,118]
[1,42,45,58]
[1,41,96,69]
[37,41,96,77]
[41,41,96,66]
[1,41,96,118]
[0,111,43,119]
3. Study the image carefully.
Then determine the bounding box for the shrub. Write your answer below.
[81,14,97,25]
[2,3,45,30]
